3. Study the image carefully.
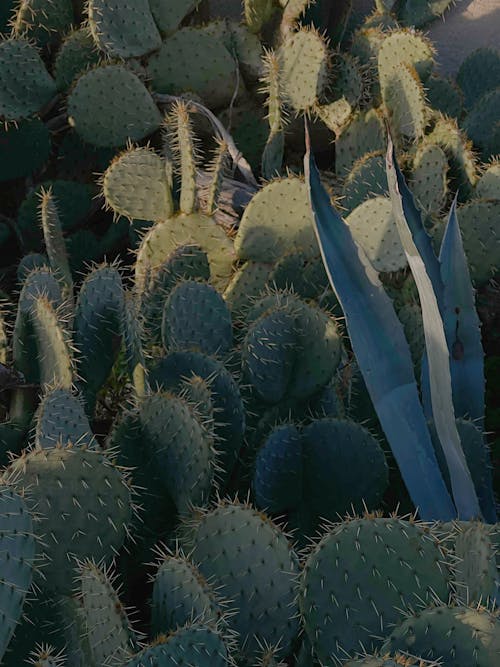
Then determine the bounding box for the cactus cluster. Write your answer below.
[0,0,498,665]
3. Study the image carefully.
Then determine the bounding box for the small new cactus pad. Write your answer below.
[68,65,162,148]
[103,146,174,221]
[0,38,56,120]
[382,605,500,666]
[336,109,386,175]
[149,0,200,35]
[456,48,500,110]
[278,28,330,112]
[76,561,137,666]
[53,28,100,91]
[150,351,245,484]
[162,280,233,356]
[31,296,73,389]
[3,446,132,595]
[181,501,300,662]
[147,27,238,109]
[35,387,96,449]
[0,120,51,182]
[0,486,36,663]
[235,177,317,262]
[39,188,73,299]
[123,624,230,667]
[151,551,223,635]
[12,0,74,48]
[346,197,407,273]
[342,152,388,212]
[300,517,451,662]
[410,143,448,214]
[88,0,161,58]
[139,392,215,514]
[457,199,500,285]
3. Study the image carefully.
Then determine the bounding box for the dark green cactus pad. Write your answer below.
[149,0,200,35]
[242,307,298,404]
[181,501,300,663]
[302,418,388,521]
[123,624,230,667]
[457,199,500,285]
[68,65,162,148]
[336,109,386,175]
[331,52,366,108]
[342,152,388,212]
[463,88,500,160]
[425,75,464,120]
[151,551,223,635]
[141,244,210,341]
[235,177,317,263]
[53,28,100,91]
[397,303,425,376]
[0,38,56,120]
[253,423,302,512]
[150,351,245,485]
[74,265,124,413]
[382,605,500,666]
[162,280,232,357]
[300,517,451,662]
[3,446,132,595]
[456,48,500,110]
[147,27,238,109]
[56,131,116,182]
[397,0,454,29]
[12,0,74,49]
[475,161,500,200]
[0,486,36,663]
[77,561,137,666]
[139,392,215,514]
[103,146,172,222]
[278,28,330,112]
[88,0,161,59]
[269,251,329,299]
[35,387,96,449]
[0,119,51,182]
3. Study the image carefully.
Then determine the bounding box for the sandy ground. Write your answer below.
[208,0,500,76]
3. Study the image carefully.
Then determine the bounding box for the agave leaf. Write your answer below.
[439,196,496,521]
[386,137,481,520]
[304,127,456,521]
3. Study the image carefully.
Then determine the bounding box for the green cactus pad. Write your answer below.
[382,605,500,665]
[269,251,329,299]
[181,501,300,662]
[245,0,275,32]
[148,27,238,109]
[151,552,222,634]
[0,119,51,182]
[223,261,272,316]
[300,517,451,662]
[235,177,317,262]
[457,199,500,285]
[103,146,173,222]
[425,75,464,120]
[342,152,388,212]
[331,52,365,108]
[149,0,200,35]
[74,265,124,412]
[12,0,74,48]
[0,486,36,663]
[397,0,454,29]
[35,387,95,449]
[456,48,500,110]
[77,561,137,666]
[149,351,245,484]
[16,254,48,284]
[302,418,388,521]
[3,446,132,595]
[315,98,353,135]
[378,30,434,88]
[382,63,427,140]
[346,197,407,272]
[31,296,73,389]
[88,0,161,58]
[278,28,330,112]
[68,65,162,148]
[242,307,298,404]
[0,38,56,120]
[53,28,100,91]
[39,188,73,298]
[336,109,386,175]
[135,213,234,294]
[475,161,500,199]
[253,424,302,513]
[139,392,215,514]
[124,624,230,667]
[410,143,448,214]
[351,26,386,66]
[463,88,500,160]
[230,22,264,83]
[162,280,232,356]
